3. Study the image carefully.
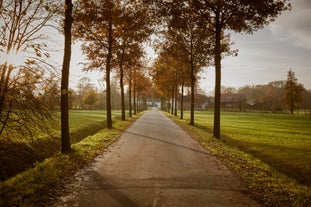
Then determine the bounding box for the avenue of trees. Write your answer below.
[151,0,291,138]
[67,77,151,112]
[72,0,154,129]
[0,0,295,150]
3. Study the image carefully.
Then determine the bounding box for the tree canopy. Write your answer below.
[73,0,153,126]
[172,0,290,138]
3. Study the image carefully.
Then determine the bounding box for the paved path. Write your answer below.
[53,108,260,207]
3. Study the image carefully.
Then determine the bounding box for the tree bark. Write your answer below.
[180,84,184,119]
[190,34,195,125]
[128,68,132,117]
[133,68,137,115]
[119,48,125,121]
[0,63,11,116]
[190,65,195,125]
[106,20,113,129]
[61,0,73,153]
[174,83,178,116]
[171,85,175,114]
[213,8,221,139]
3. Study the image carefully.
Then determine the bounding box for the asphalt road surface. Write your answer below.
[53,108,260,207]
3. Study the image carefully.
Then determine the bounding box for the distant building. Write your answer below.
[182,94,213,110]
[221,93,246,111]
[146,99,161,108]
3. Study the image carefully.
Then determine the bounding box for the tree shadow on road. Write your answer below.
[80,169,140,207]
[117,129,210,156]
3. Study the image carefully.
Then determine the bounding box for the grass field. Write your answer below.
[182,111,311,187]
[69,110,121,143]
[69,110,121,129]
[167,110,311,206]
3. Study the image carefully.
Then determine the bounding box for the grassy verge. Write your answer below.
[0,112,142,207]
[165,111,311,207]
[69,110,122,143]
[192,111,311,186]
[0,110,121,181]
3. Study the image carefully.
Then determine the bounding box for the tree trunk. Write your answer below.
[171,85,174,114]
[133,68,137,115]
[213,8,221,139]
[119,48,125,121]
[190,64,195,125]
[136,94,140,113]
[180,84,184,119]
[290,89,294,114]
[0,63,7,115]
[0,63,11,116]
[190,33,195,125]
[106,20,113,129]
[128,68,132,117]
[61,0,73,153]
[174,83,178,116]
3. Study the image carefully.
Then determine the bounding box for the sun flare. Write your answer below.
[2,50,26,66]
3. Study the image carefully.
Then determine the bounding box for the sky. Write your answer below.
[200,0,311,93]
[68,0,311,93]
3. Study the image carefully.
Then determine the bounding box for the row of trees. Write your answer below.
[150,0,291,138]
[0,0,154,152]
[0,0,291,153]
[221,69,308,113]
[60,0,157,152]
[68,77,151,112]
[72,0,153,125]
[151,68,309,115]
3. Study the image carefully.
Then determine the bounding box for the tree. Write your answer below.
[152,1,215,122]
[73,0,116,128]
[134,69,152,112]
[76,77,94,109]
[83,89,98,109]
[189,0,291,138]
[114,1,152,121]
[151,52,178,113]
[61,0,73,153]
[117,45,147,120]
[163,3,213,125]
[284,69,304,114]
[74,0,151,127]
[0,0,60,138]
[39,73,61,110]
[0,0,58,114]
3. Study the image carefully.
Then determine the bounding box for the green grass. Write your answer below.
[190,111,311,186]
[68,110,122,143]
[0,110,123,181]
[0,111,143,207]
[69,110,122,129]
[167,111,311,207]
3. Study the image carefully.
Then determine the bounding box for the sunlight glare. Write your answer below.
[3,50,25,66]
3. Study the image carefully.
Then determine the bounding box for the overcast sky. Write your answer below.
[69,0,311,93]
[200,0,311,93]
